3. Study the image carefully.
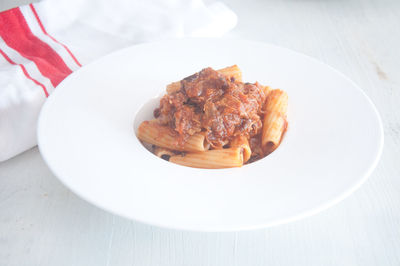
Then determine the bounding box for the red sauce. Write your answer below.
[155,67,267,148]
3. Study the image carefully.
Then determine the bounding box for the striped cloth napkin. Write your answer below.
[0,0,237,161]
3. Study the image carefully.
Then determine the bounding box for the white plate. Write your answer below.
[38,39,383,231]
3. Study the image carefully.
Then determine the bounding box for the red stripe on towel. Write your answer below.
[0,48,49,97]
[0,7,72,87]
[29,3,82,67]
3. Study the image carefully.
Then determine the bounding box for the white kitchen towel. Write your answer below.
[0,0,237,161]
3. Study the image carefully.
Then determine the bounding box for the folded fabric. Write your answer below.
[0,0,237,161]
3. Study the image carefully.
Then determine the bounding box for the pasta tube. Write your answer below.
[261,89,288,153]
[169,148,243,169]
[261,84,271,97]
[217,65,242,82]
[137,121,209,152]
[230,136,251,163]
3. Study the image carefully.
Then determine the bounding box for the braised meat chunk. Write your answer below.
[155,67,267,147]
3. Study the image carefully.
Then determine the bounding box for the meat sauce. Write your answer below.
[154,67,268,149]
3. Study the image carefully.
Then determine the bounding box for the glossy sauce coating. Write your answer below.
[154,67,268,148]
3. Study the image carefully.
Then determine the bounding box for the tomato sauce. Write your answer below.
[154,67,267,148]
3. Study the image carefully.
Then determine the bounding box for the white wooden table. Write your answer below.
[1,0,400,265]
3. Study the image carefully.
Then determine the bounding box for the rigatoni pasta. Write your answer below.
[261,90,288,153]
[136,65,288,169]
[217,65,242,82]
[169,148,243,169]
[230,136,251,163]
[137,121,209,152]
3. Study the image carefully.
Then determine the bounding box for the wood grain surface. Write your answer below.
[1,0,399,265]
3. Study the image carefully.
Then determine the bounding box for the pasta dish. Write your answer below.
[137,65,288,168]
